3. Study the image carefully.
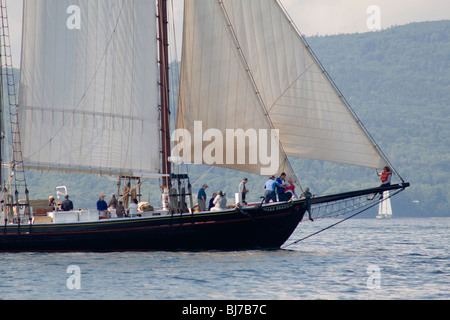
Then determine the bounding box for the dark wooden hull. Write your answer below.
[0,201,306,252]
[0,183,409,252]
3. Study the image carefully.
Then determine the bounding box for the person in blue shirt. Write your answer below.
[276,172,289,201]
[264,176,286,204]
[197,184,208,212]
[97,194,109,218]
[209,192,217,211]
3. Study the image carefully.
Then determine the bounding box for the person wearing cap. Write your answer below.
[197,184,208,212]
[61,195,74,212]
[239,178,249,205]
[97,194,108,218]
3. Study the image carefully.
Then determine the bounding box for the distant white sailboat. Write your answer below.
[377,191,393,219]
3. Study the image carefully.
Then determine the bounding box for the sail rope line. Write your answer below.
[265,63,315,115]
[282,188,404,249]
[191,166,215,188]
[217,0,302,189]
[23,0,127,163]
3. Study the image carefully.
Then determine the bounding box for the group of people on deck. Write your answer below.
[196,174,315,220]
[197,184,228,212]
[49,195,74,212]
[196,166,393,223]
[263,173,297,203]
[264,173,314,221]
[96,194,139,219]
[49,193,139,219]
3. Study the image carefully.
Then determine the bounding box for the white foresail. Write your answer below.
[176,0,389,179]
[18,0,160,177]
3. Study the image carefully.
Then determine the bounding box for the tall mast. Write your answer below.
[0,0,5,197]
[0,40,3,193]
[0,0,30,218]
[158,0,171,187]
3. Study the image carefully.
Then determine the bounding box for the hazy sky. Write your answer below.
[6,0,450,67]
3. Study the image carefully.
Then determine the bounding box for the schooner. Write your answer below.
[0,0,409,252]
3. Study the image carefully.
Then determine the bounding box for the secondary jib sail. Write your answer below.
[18,0,161,177]
[176,0,390,176]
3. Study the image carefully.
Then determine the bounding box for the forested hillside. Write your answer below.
[6,20,449,216]
[183,20,450,217]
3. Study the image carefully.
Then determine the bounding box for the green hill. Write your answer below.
[181,21,450,217]
[5,20,450,217]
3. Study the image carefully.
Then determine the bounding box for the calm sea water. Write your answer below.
[0,218,448,300]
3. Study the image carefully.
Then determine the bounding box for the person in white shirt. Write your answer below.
[128,198,139,217]
[211,191,227,211]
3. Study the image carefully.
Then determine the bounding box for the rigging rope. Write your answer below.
[191,166,215,188]
[282,189,404,249]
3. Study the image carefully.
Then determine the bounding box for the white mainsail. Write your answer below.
[17,0,391,182]
[176,0,389,179]
[18,0,160,177]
